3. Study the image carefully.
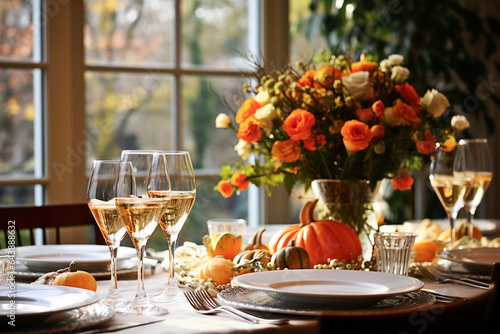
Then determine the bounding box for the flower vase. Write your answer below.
[311,179,382,262]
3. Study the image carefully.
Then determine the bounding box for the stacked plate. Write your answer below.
[434,247,500,278]
[0,284,114,333]
[218,269,432,315]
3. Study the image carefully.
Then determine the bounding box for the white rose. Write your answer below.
[421,89,450,118]
[391,66,410,84]
[342,71,373,101]
[254,104,278,132]
[451,115,470,131]
[254,90,270,105]
[234,139,252,160]
[383,106,403,127]
[215,113,231,128]
[389,54,404,66]
[380,59,392,72]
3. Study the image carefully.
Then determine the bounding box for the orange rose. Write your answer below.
[230,172,250,191]
[370,124,385,139]
[314,66,341,89]
[340,120,374,152]
[356,108,374,123]
[296,70,315,88]
[440,135,457,152]
[237,117,262,143]
[392,99,422,127]
[391,173,414,191]
[283,109,315,141]
[271,140,301,162]
[351,61,377,73]
[235,98,261,124]
[395,83,421,105]
[217,180,234,198]
[303,134,326,151]
[416,130,436,154]
[372,100,385,117]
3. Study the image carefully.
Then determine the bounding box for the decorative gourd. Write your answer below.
[52,261,97,291]
[269,200,362,267]
[243,228,270,252]
[197,256,235,285]
[413,239,446,262]
[270,240,310,269]
[203,232,242,261]
[233,249,271,266]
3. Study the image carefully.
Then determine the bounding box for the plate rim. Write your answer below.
[232,269,424,301]
[0,283,100,317]
[438,247,500,267]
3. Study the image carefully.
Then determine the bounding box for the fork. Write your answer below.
[184,291,288,325]
[418,264,490,289]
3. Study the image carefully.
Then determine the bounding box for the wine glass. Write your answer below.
[454,139,493,247]
[150,151,196,303]
[116,150,169,316]
[86,160,131,310]
[429,146,470,249]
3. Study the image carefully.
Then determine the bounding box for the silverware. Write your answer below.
[418,264,490,289]
[184,290,288,325]
[423,289,467,303]
[78,319,163,334]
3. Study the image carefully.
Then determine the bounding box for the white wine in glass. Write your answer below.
[429,148,469,248]
[150,151,196,303]
[454,138,493,247]
[116,150,168,316]
[86,160,130,310]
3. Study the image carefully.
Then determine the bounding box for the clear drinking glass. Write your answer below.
[116,150,168,316]
[150,151,196,303]
[86,160,131,310]
[429,147,469,249]
[454,139,493,247]
[374,232,416,275]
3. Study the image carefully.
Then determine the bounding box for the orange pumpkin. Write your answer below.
[52,261,97,291]
[243,228,270,252]
[269,200,362,268]
[203,232,242,261]
[197,256,235,285]
[413,239,446,262]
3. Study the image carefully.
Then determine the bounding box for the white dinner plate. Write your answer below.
[15,244,137,272]
[438,247,500,274]
[232,269,424,306]
[0,284,100,317]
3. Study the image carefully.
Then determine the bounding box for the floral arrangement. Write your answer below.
[215,52,470,198]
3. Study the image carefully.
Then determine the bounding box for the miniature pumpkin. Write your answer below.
[413,239,446,262]
[203,232,242,261]
[197,256,235,285]
[233,249,271,266]
[269,200,362,267]
[271,240,310,269]
[52,261,97,291]
[437,223,482,242]
[243,228,270,252]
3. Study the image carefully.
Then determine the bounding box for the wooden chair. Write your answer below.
[320,263,500,334]
[0,203,105,247]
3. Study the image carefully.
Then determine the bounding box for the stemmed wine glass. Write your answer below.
[429,146,470,249]
[454,139,493,247]
[86,160,131,310]
[150,151,196,303]
[116,150,169,316]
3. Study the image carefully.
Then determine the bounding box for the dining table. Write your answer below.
[4,220,500,334]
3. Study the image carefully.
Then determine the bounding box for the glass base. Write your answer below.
[116,296,168,316]
[453,235,482,249]
[99,292,131,311]
[150,285,185,303]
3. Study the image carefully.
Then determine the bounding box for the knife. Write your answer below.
[78,319,163,334]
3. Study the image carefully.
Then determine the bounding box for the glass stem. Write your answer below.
[467,208,475,239]
[109,245,119,292]
[135,243,147,299]
[167,236,178,288]
[447,212,456,248]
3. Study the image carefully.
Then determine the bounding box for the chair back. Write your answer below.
[0,203,105,247]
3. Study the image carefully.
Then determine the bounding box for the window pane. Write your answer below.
[0,185,35,205]
[289,0,326,63]
[181,0,252,70]
[181,75,248,169]
[0,69,36,178]
[84,0,175,66]
[85,71,173,169]
[0,0,34,61]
